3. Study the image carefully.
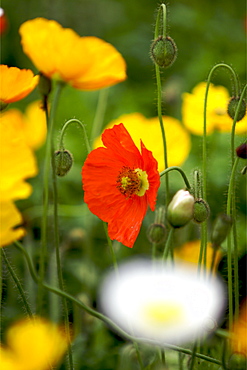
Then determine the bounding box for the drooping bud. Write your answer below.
[150,36,177,68]
[38,72,52,97]
[193,198,210,223]
[228,353,247,370]
[211,214,232,249]
[147,206,166,244]
[227,96,246,121]
[167,189,194,228]
[54,149,73,177]
[236,143,247,159]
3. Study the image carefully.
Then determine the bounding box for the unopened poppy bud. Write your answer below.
[54,149,73,176]
[193,198,210,223]
[38,72,52,97]
[227,96,246,121]
[150,36,177,68]
[211,214,232,249]
[236,143,247,159]
[167,189,194,228]
[147,206,166,244]
[228,353,247,370]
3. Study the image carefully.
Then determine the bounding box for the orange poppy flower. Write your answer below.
[19,18,127,90]
[0,65,39,104]
[82,123,160,248]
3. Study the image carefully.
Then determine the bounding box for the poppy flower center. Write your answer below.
[116,166,149,198]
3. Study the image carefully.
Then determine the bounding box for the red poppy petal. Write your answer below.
[102,123,142,165]
[140,141,160,210]
[107,196,148,248]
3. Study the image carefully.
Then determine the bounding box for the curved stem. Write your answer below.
[160,166,191,190]
[13,240,222,367]
[59,118,91,154]
[2,248,33,319]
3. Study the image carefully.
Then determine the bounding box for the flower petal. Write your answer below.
[19,18,127,90]
[0,201,25,247]
[0,65,39,104]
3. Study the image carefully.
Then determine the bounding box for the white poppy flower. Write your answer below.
[99,258,226,346]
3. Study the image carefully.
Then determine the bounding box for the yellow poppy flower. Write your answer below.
[0,110,37,202]
[231,299,247,355]
[0,201,25,247]
[0,65,39,104]
[182,82,247,135]
[3,101,47,150]
[93,113,191,172]
[0,317,69,370]
[19,17,127,90]
[174,240,222,273]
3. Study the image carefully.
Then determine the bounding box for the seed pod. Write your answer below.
[211,214,232,249]
[236,143,247,159]
[150,36,177,68]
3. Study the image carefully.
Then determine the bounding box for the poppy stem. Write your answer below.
[59,118,91,154]
[2,248,34,319]
[103,222,119,274]
[90,87,109,141]
[160,166,191,190]
[154,3,169,204]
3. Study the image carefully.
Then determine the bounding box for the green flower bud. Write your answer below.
[236,143,247,159]
[54,149,73,176]
[193,198,210,223]
[147,206,166,244]
[227,96,246,121]
[38,72,52,97]
[150,36,177,68]
[211,214,232,249]
[228,353,247,370]
[167,189,194,228]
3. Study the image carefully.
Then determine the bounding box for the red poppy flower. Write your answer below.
[82,123,160,248]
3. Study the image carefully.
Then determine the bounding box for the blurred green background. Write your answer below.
[1,0,246,368]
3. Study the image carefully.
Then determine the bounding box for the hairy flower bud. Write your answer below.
[227,96,246,122]
[193,198,210,223]
[167,189,194,228]
[150,36,177,68]
[236,143,247,159]
[54,149,73,176]
[211,214,232,249]
[147,206,166,244]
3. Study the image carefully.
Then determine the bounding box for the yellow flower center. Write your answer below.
[142,301,185,326]
[116,166,149,198]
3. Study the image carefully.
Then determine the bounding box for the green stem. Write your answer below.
[154,3,169,203]
[226,156,240,330]
[13,240,222,367]
[160,166,191,190]
[2,248,33,319]
[162,227,174,260]
[90,88,109,141]
[59,118,91,154]
[133,342,144,370]
[103,222,119,274]
[38,81,64,314]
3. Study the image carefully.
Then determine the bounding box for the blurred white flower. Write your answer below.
[99,259,226,346]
